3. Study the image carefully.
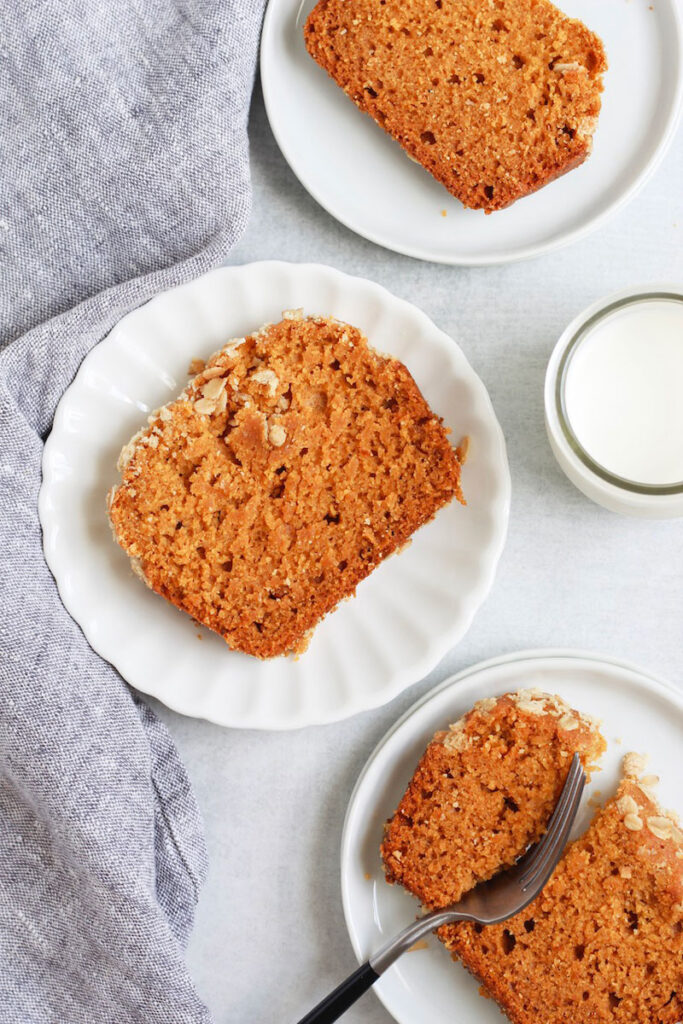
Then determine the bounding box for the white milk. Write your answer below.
[564,298,683,486]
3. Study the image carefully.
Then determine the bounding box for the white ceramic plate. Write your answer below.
[341,649,683,1024]
[40,262,510,730]
[261,0,683,265]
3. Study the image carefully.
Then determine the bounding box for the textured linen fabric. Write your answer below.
[0,0,264,1020]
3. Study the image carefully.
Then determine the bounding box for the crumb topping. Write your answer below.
[443,689,600,752]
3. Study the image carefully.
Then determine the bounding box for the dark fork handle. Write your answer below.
[294,906,461,1023]
[295,961,379,1024]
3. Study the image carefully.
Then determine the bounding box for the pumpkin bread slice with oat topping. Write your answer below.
[107,312,463,659]
[381,690,605,909]
[440,752,683,1023]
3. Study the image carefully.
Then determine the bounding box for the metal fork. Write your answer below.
[296,752,586,1024]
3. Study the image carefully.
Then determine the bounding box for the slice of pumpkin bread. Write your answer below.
[108,312,463,659]
[381,690,605,909]
[304,0,606,212]
[440,753,683,1023]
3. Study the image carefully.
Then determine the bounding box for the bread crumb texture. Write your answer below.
[440,753,683,1023]
[108,314,463,658]
[304,0,606,212]
[381,690,605,909]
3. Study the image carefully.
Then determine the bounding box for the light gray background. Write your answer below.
[150,82,683,1023]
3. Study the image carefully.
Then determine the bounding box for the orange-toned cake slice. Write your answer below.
[108,312,464,659]
[305,0,606,212]
[381,690,605,909]
[440,753,683,1023]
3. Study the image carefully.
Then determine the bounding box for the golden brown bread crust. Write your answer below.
[108,313,463,659]
[440,755,683,1024]
[381,690,606,909]
[304,0,607,213]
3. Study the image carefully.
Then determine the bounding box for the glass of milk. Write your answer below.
[545,286,683,517]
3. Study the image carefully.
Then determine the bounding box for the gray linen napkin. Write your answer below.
[0,0,264,1019]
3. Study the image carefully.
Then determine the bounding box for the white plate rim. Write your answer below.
[39,260,511,730]
[340,646,683,1020]
[260,0,683,267]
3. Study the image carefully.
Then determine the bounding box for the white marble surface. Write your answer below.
[149,82,683,1023]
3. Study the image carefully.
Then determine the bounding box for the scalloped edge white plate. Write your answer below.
[341,648,683,1024]
[40,262,510,730]
[261,0,683,265]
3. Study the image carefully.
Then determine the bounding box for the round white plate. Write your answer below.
[341,649,683,1024]
[261,0,683,265]
[40,262,510,730]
